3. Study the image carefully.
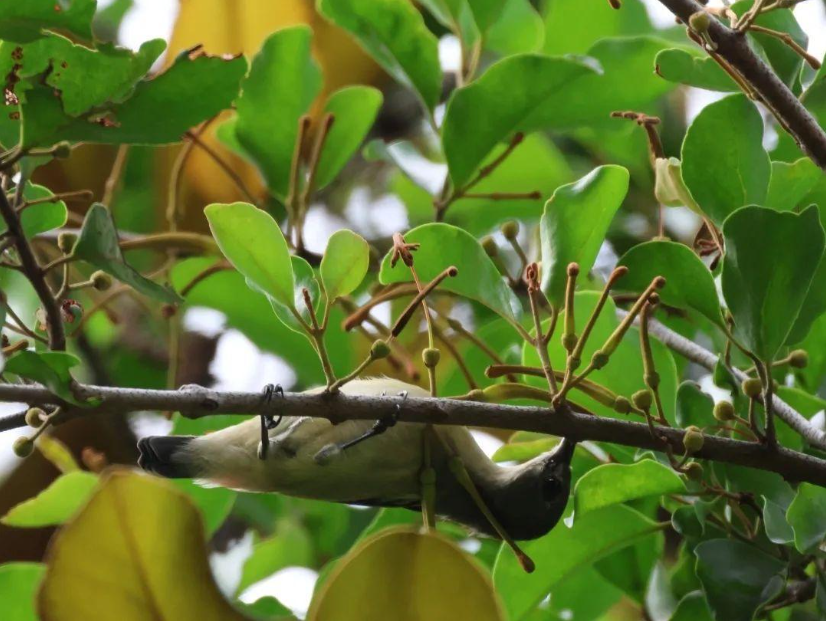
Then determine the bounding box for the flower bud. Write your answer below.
[613,396,632,414]
[501,220,520,240]
[422,347,441,368]
[370,339,391,360]
[683,426,704,453]
[689,10,711,33]
[713,400,735,422]
[57,232,77,253]
[591,349,609,370]
[562,333,578,353]
[25,407,46,428]
[684,461,704,481]
[90,271,113,291]
[632,389,653,411]
[53,141,72,159]
[789,349,808,369]
[481,236,498,257]
[742,378,763,399]
[12,436,33,458]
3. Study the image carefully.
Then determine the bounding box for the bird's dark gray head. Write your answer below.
[482,437,576,541]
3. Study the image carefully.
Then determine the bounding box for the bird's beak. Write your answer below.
[554,437,577,463]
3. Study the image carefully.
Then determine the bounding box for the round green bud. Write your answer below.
[53,141,72,159]
[12,436,33,458]
[422,347,441,368]
[90,271,113,291]
[789,349,808,369]
[689,10,711,33]
[480,236,498,258]
[644,372,660,390]
[57,232,77,254]
[683,426,704,453]
[25,407,46,428]
[632,389,653,411]
[742,378,763,399]
[613,396,632,414]
[501,220,520,240]
[684,461,704,481]
[713,400,735,422]
[370,339,391,360]
[591,350,610,370]
[562,333,578,353]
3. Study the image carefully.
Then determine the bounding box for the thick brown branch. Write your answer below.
[658,0,826,169]
[0,383,824,486]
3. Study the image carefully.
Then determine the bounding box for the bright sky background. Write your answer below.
[1,1,824,617]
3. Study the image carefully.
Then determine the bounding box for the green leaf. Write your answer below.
[617,240,722,326]
[543,0,652,56]
[492,437,558,463]
[205,202,295,309]
[493,505,662,620]
[29,49,246,147]
[237,519,314,594]
[173,480,235,537]
[0,562,45,621]
[73,204,181,303]
[485,0,544,56]
[466,0,505,32]
[694,540,785,621]
[765,158,822,212]
[0,0,95,43]
[442,53,596,187]
[378,223,522,324]
[317,0,441,111]
[315,86,383,191]
[681,95,770,227]
[670,592,713,621]
[308,527,505,621]
[786,482,826,553]
[574,460,686,519]
[269,255,320,335]
[2,471,98,528]
[654,48,737,92]
[37,472,250,621]
[675,382,715,429]
[540,165,629,306]
[36,434,79,473]
[321,229,370,300]
[233,27,320,200]
[0,183,67,238]
[721,205,825,360]
[3,350,87,406]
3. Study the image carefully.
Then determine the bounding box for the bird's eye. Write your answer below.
[542,477,562,501]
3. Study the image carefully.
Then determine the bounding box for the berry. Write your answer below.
[684,461,704,481]
[683,426,704,453]
[57,232,77,253]
[614,396,632,414]
[481,236,498,257]
[90,271,113,291]
[12,436,33,458]
[501,221,520,240]
[632,389,653,411]
[789,350,808,369]
[25,407,46,428]
[713,401,735,422]
[689,10,711,33]
[53,141,72,159]
[422,348,441,368]
[370,339,391,360]
[742,378,763,399]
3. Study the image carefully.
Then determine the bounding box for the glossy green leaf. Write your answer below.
[485,0,544,56]
[318,0,441,111]
[722,205,825,360]
[379,223,522,324]
[681,95,770,227]
[442,54,596,187]
[492,437,558,463]
[0,183,67,238]
[466,0,504,32]
[617,240,722,326]
[0,0,95,43]
[73,204,180,303]
[694,540,785,621]
[2,471,98,528]
[675,382,715,429]
[574,460,685,519]
[765,158,822,211]
[670,592,713,621]
[543,0,652,56]
[205,202,295,309]
[321,229,370,300]
[237,519,314,594]
[269,255,320,335]
[493,505,662,620]
[654,48,736,92]
[234,27,320,200]
[315,86,383,191]
[540,165,629,306]
[309,527,505,621]
[25,49,246,147]
[37,472,251,621]
[0,562,45,621]
[786,482,826,553]
[762,497,794,545]
[4,350,88,406]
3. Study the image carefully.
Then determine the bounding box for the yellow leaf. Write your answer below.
[308,527,506,621]
[38,470,251,621]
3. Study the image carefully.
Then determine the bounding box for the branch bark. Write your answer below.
[657,0,826,169]
[0,383,825,486]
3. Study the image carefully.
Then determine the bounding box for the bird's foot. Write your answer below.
[257,383,284,460]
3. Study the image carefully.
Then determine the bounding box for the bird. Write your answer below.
[137,378,576,546]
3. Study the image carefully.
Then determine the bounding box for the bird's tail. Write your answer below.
[137,436,197,478]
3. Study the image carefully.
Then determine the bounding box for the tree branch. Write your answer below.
[657,0,826,169]
[0,383,824,486]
